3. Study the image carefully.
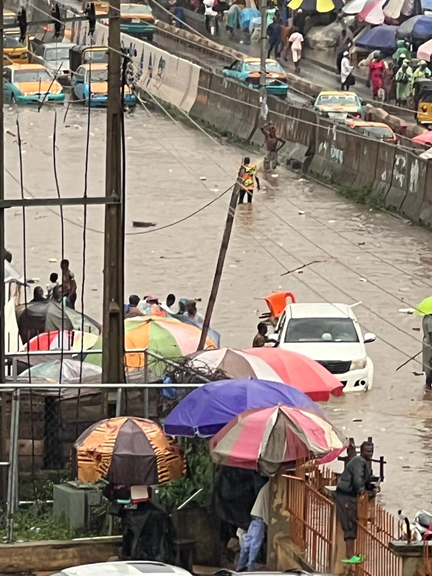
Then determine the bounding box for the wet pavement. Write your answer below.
[4,100,432,517]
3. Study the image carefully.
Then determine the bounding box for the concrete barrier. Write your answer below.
[400,153,428,222]
[372,142,396,204]
[386,150,410,211]
[419,161,432,225]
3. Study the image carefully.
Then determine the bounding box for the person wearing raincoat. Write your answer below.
[392,39,410,63]
[409,60,432,100]
[395,59,413,107]
[226,1,243,33]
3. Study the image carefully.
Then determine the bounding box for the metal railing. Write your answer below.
[285,474,335,573]
[355,495,403,576]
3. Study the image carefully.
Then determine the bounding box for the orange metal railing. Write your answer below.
[285,474,335,573]
[355,496,402,576]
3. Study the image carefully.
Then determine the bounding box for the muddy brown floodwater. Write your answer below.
[5,101,432,517]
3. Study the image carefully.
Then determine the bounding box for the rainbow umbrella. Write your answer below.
[210,405,348,476]
[86,316,218,371]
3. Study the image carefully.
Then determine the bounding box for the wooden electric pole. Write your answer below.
[0,0,5,385]
[102,0,125,384]
[197,172,242,350]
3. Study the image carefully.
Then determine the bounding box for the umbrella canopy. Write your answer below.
[355,25,398,51]
[412,131,432,145]
[210,405,348,476]
[86,316,218,370]
[343,0,374,14]
[358,0,387,24]
[418,38,432,61]
[20,358,102,383]
[244,348,344,401]
[190,348,283,382]
[74,416,186,485]
[397,15,432,41]
[26,330,98,352]
[288,0,343,12]
[164,378,320,438]
[414,296,432,316]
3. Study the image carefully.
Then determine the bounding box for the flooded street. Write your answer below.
[5,101,432,517]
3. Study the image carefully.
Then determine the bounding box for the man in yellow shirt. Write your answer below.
[239,157,260,204]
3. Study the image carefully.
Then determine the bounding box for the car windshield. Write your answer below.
[3,33,24,49]
[246,61,285,74]
[87,68,108,82]
[360,126,394,140]
[121,4,152,14]
[83,50,108,63]
[44,46,71,61]
[285,318,359,343]
[14,69,52,82]
[318,94,357,106]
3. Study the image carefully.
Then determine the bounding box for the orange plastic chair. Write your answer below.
[264,291,296,321]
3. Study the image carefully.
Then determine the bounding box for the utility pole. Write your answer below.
[102,0,125,384]
[197,173,242,350]
[260,0,268,120]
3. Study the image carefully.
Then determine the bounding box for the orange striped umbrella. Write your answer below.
[74,417,186,485]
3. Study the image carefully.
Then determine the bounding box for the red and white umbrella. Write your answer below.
[418,39,432,62]
[210,405,348,476]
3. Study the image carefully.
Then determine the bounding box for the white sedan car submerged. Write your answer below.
[51,563,193,576]
[271,303,376,392]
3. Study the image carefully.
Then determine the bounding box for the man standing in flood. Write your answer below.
[261,122,286,170]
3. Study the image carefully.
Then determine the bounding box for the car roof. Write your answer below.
[79,62,108,71]
[43,42,75,48]
[59,561,193,576]
[3,9,16,15]
[121,2,149,6]
[6,63,47,70]
[4,27,20,34]
[347,120,392,130]
[286,302,355,319]
[318,90,357,97]
[244,57,279,64]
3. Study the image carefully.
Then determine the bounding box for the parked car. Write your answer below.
[50,562,194,576]
[345,119,397,144]
[270,302,375,392]
[222,57,288,98]
[314,90,365,119]
[71,62,136,107]
[69,45,109,83]
[3,64,65,105]
[3,28,30,66]
[120,3,156,41]
[3,9,17,27]
[30,41,75,85]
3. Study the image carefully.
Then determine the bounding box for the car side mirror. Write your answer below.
[364,332,376,344]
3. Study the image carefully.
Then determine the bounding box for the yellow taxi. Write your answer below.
[3,64,65,105]
[71,62,136,107]
[120,3,156,41]
[3,28,30,66]
[223,57,288,97]
[314,90,365,119]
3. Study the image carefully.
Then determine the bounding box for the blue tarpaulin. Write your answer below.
[239,8,260,30]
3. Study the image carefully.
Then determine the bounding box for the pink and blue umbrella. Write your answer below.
[163,378,321,438]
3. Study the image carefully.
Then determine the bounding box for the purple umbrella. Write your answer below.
[163,379,321,438]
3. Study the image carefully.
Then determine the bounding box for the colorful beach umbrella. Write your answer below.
[244,348,344,401]
[357,0,387,24]
[20,358,102,383]
[74,416,186,485]
[412,131,432,146]
[288,0,343,13]
[26,330,98,352]
[86,317,218,371]
[190,348,284,382]
[417,39,432,62]
[355,25,398,51]
[164,379,321,438]
[343,0,374,14]
[210,405,348,476]
[397,15,432,42]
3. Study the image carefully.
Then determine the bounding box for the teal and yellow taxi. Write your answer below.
[71,62,137,107]
[120,3,156,41]
[222,57,288,98]
[3,64,65,104]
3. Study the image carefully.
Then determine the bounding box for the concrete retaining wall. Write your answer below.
[185,66,432,227]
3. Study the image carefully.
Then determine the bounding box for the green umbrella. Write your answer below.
[415,296,432,316]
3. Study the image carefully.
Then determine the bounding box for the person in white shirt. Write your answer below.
[237,481,270,571]
[288,29,304,73]
[341,51,354,91]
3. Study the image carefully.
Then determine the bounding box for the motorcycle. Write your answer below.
[399,509,432,542]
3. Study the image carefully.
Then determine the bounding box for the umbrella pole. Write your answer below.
[197,174,242,350]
